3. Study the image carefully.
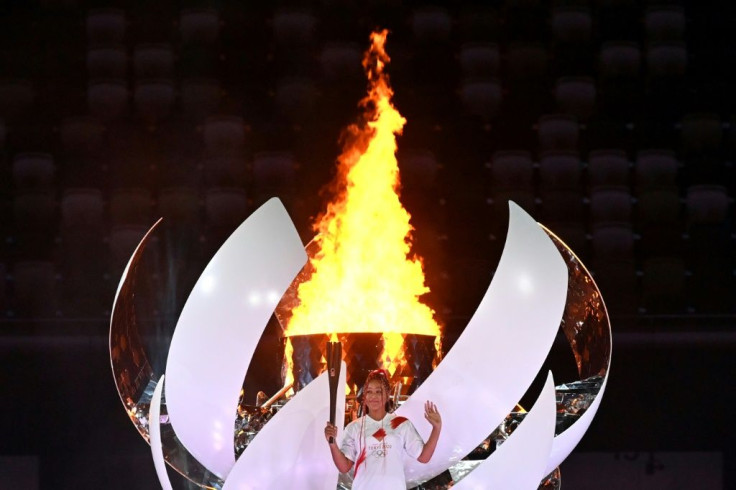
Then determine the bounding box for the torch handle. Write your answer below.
[326,341,342,443]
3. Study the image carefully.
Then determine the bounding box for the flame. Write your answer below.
[283,30,441,387]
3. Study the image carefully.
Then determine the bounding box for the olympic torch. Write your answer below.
[326,341,342,443]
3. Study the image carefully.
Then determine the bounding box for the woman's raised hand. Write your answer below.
[424,401,442,429]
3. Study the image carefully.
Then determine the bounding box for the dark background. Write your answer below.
[1,0,734,488]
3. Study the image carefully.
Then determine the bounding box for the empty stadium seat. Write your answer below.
[205,187,249,229]
[60,188,104,229]
[399,149,440,192]
[680,113,723,157]
[645,6,686,42]
[554,77,596,121]
[686,185,730,225]
[459,43,500,78]
[537,115,580,151]
[589,186,633,224]
[134,80,175,126]
[539,151,582,190]
[87,80,129,121]
[489,151,534,191]
[252,151,297,199]
[272,8,317,47]
[459,79,502,121]
[179,8,220,45]
[12,153,55,190]
[274,78,319,123]
[133,44,175,79]
[410,6,453,45]
[588,149,630,187]
[320,42,362,81]
[599,41,641,80]
[86,8,126,44]
[646,42,688,79]
[86,46,127,79]
[591,222,635,261]
[635,149,679,191]
[551,6,592,43]
[203,115,246,157]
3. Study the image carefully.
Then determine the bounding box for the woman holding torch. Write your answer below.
[324,369,442,489]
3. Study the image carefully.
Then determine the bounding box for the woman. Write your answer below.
[324,369,442,489]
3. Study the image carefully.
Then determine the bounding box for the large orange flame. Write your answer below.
[283,30,441,384]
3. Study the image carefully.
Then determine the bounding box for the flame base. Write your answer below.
[284,332,440,396]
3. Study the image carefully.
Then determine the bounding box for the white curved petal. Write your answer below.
[546,374,609,474]
[454,372,557,490]
[397,201,568,485]
[149,375,174,490]
[223,362,347,490]
[164,198,307,479]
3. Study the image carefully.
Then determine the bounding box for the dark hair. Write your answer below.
[362,369,392,414]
